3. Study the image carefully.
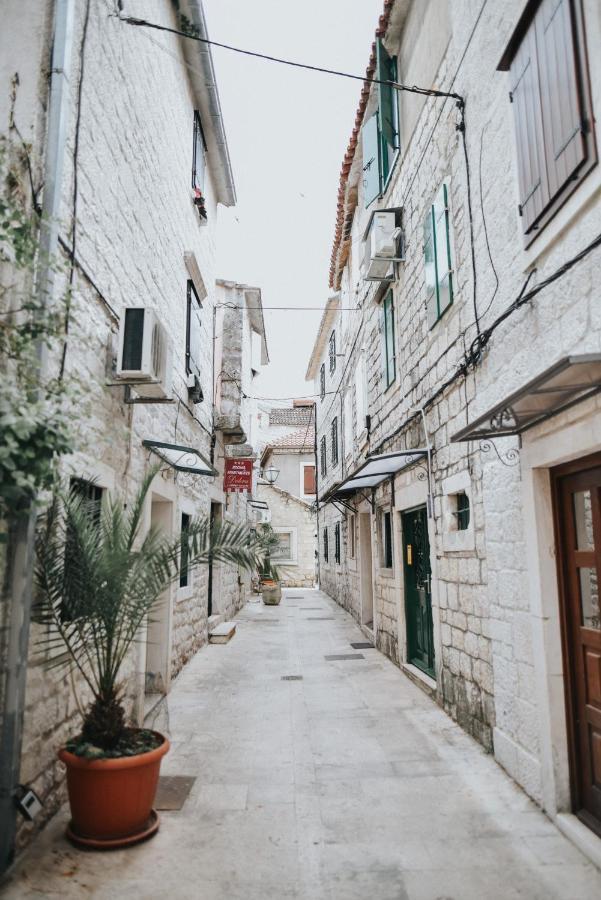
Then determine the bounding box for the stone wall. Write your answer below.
[257,482,315,587]
[312,0,601,792]
[0,0,253,853]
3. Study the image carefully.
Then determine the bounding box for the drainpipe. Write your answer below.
[0,0,74,875]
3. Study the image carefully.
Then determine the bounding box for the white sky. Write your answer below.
[205,0,383,404]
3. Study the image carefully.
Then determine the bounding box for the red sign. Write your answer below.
[224,458,253,493]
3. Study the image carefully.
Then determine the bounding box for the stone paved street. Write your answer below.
[3,589,601,900]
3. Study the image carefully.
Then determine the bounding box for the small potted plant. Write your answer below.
[34,467,275,848]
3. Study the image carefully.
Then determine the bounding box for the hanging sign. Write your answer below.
[224,458,253,493]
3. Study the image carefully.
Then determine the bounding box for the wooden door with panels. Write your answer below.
[553,455,601,835]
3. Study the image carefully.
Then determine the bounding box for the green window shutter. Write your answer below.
[377,39,400,184]
[384,291,395,386]
[362,113,381,207]
[424,206,438,328]
[434,184,453,316]
[424,184,453,328]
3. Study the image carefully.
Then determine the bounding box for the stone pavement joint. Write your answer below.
[2,588,601,899]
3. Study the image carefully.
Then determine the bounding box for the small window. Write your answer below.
[192,111,206,191]
[334,522,341,564]
[320,435,327,478]
[323,526,329,562]
[272,531,294,562]
[424,184,453,328]
[303,464,316,496]
[380,509,393,569]
[455,493,470,531]
[186,280,202,378]
[180,512,191,587]
[348,513,356,558]
[499,0,596,241]
[329,331,336,374]
[381,290,396,388]
[331,417,339,466]
[320,363,326,401]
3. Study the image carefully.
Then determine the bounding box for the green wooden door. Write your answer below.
[402,506,435,677]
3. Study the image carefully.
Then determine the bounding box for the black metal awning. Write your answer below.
[451,355,601,443]
[142,440,217,475]
[322,449,427,507]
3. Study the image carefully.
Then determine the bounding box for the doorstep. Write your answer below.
[209,621,237,644]
[555,813,601,872]
[401,662,437,698]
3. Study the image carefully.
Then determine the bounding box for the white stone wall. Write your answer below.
[257,482,316,587]
[0,0,258,852]
[311,0,601,800]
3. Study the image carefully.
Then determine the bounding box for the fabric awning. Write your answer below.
[142,440,217,475]
[451,355,601,443]
[324,450,427,502]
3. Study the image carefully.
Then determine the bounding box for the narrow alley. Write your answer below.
[4,590,601,900]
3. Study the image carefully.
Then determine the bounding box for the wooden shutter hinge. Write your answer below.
[509,91,513,103]
[518,203,523,217]
[581,117,590,135]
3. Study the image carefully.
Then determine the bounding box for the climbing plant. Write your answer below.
[0,140,74,520]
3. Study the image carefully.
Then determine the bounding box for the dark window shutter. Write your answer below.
[509,27,550,232]
[535,0,588,201]
[362,113,382,207]
[377,39,399,182]
[331,418,338,465]
[320,364,325,400]
[423,207,438,328]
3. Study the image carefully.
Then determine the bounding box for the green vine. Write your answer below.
[0,139,75,520]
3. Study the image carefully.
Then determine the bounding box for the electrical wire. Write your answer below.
[474,119,500,324]
[117,13,463,105]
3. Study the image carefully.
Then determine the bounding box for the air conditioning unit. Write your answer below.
[116,307,173,399]
[362,208,403,282]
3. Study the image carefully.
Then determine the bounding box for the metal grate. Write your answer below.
[324,654,365,661]
[350,642,374,649]
[281,675,303,681]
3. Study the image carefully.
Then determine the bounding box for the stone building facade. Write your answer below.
[308,0,601,859]
[258,426,317,587]
[0,0,268,860]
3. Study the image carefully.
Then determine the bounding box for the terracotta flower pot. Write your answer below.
[58,731,170,849]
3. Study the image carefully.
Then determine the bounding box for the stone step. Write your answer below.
[209,621,236,644]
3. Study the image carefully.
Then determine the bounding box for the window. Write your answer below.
[180,512,191,587]
[272,530,295,562]
[424,183,453,328]
[381,290,396,388]
[320,363,326,401]
[186,280,202,378]
[499,0,596,241]
[320,435,327,477]
[380,509,393,569]
[329,331,336,374]
[348,513,356,558]
[455,492,470,531]
[363,39,400,207]
[192,111,206,190]
[355,354,367,437]
[334,522,341,564]
[331,417,339,466]
[303,464,316,495]
[63,479,103,620]
[323,526,329,562]
[344,389,353,456]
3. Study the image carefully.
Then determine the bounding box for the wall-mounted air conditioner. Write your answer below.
[116,307,173,399]
[362,208,403,282]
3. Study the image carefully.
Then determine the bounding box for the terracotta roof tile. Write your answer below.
[329,0,394,289]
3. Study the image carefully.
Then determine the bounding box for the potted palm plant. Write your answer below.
[34,467,276,849]
[259,524,282,605]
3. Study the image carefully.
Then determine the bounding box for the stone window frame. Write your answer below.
[441,470,475,552]
[271,526,298,566]
[347,513,357,559]
[377,505,394,572]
